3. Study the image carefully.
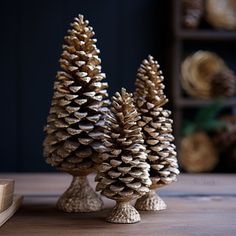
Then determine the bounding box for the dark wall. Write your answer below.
[0,0,171,172]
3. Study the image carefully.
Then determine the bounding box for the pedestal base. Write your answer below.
[135,190,167,211]
[107,202,140,224]
[57,176,103,212]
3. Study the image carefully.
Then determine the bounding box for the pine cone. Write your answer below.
[43,15,110,176]
[134,56,179,188]
[95,88,151,202]
[182,0,203,28]
[210,69,236,98]
[213,115,236,150]
[213,115,236,172]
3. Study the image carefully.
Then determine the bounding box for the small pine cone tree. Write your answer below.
[43,15,110,212]
[95,88,151,224]
[134,55,179,211]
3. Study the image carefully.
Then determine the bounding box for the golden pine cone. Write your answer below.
[95,88,151,202]
[134,56,179,188]
[43,15,110,176]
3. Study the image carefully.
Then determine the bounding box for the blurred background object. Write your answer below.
[206,0,236,31]
[181,51,236,99]
[173,0,236,173]
[0,0,236,173]
[213,115,236,172]
[182,0,203,29]
[211,70,236,98]
[180,131,218,173]
[180,101,224,173]
[182,0,236,31]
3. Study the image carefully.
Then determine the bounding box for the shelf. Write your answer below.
[172,1,236,148]
[176,98,236,107]
[176,30,236,41]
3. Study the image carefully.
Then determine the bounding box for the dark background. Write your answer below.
[0,0,172,172]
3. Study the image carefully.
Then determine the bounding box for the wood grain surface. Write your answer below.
[0,173,235,236]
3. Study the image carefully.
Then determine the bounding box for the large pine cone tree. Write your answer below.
[43,15,110,176]
[134,55,179,188]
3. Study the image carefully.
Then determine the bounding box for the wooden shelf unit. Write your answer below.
[171,0,236,149]
[177,98,236,107]
[177,30,236,41]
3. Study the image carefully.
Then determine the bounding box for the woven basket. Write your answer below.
[181,51,229,99]
[206,0,236,30]
[180,132,219,173]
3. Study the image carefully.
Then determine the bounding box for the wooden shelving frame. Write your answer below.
[177,30,236,41]
[171,0,236,149]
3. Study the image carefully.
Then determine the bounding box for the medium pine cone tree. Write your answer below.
[43,14,109,212]
[134,55,179,211]
[95,88,151,224]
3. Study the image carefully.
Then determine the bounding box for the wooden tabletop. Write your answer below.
[0,173,235,236]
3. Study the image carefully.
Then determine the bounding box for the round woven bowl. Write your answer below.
[181,51,227,99]
[180,132,219,173]
[206,0,236,30]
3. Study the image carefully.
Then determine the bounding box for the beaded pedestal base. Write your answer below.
[57,176,103,212]
[135,190,166,211]
[107,201,140,224]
